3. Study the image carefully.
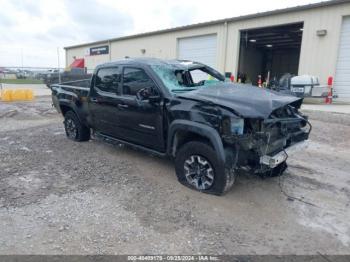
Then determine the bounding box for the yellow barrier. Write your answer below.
[0,89,34,101]
[26,89,34,100]
[1,89,13,101]
[12,89,25,100]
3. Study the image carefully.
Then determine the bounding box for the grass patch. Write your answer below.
[0,78,44,84]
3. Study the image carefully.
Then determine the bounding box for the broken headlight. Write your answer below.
[230,118,244,135]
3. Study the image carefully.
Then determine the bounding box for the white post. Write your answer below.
[57,47,61,83]
[21,48,23,69]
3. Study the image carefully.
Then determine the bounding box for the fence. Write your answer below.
[0,66,92,87]
[0,66,63,84]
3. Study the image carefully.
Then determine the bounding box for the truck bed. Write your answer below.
[51,79,91,120]
[51,79,90,89]
[51,79,90,97]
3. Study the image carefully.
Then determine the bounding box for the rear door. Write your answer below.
[116,66,164,151]
[88,67,122,135]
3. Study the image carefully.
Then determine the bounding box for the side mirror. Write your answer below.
[148,95,161,103]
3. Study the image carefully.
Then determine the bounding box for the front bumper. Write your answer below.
[259,140,309,168]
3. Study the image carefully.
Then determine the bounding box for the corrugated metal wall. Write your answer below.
[66,2,350,88]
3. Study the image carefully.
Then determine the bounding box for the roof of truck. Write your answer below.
[96,58,206,70]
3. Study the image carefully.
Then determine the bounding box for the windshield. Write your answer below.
[151,65,223,93]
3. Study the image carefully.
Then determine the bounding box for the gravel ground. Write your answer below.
[0,97,349,255]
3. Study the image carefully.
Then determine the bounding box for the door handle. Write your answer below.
[117,104,129,109]
[90,98,98,102]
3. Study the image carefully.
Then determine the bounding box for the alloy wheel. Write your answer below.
[65,118,77,139]
[184,155,214,190]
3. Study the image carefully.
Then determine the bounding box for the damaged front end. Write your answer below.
[222,104,311,176]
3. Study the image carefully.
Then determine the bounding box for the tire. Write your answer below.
[175,141,236,195]
[64,110,90,142]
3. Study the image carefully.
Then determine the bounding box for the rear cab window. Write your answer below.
[94,67,121,94]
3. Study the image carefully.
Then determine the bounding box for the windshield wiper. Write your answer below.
[171,88,197,92]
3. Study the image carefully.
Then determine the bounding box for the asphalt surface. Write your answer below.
[0,96,349,255]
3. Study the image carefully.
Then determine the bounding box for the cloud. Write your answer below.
[64,0,134,41]
[46,26,81,42]
[0,14,15,27]
[168,5,197,28]
[0,0,324,67]
[0,0,134,67]
[11,0,42,17]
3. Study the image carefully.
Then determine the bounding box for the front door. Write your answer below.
[116,66,164,151]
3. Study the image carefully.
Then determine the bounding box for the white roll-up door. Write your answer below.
[177,34,217,68]
[334,16,350,100]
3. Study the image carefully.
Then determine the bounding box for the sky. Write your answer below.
[0,0,325,68]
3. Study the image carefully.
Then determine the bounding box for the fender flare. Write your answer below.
[167,119,225,164]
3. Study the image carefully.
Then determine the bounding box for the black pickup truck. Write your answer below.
[51,58,311,195]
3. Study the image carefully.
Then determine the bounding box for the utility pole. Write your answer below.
[21,48,23,70]
[57,47,61,83]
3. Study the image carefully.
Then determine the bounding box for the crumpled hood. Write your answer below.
[177,83,303,119]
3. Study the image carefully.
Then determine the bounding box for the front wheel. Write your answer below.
[175,141,236,195]
[64,111,90,142]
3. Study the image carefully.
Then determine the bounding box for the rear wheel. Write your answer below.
[175,141,236,195]
[64,111,90,142]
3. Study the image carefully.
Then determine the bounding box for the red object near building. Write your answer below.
[327,76,333,86]
[70,58,85,68]
[258,75,262,87]
[325,76,333,104]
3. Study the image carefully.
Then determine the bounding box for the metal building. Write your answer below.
[64,0,350,101]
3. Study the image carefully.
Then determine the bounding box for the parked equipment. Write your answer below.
[269,73,328,98]
[290,75,319,97]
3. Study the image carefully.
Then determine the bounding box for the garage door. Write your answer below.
[177,34,217,68]
[334,16,350,100]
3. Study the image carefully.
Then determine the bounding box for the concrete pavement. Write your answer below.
[302,104,350,114]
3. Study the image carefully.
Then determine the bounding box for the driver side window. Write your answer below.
[122,67,157,96]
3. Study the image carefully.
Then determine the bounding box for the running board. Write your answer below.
[95,132,167,157]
